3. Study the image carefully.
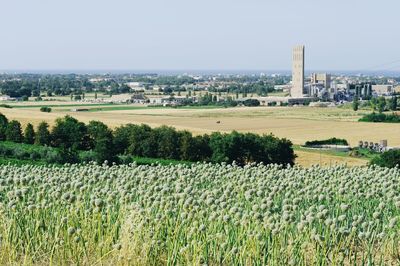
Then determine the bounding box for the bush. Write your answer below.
[370,149,400,168]
[359,112,400,123]
[118,155,133,165]
[44,149,62,164]
[242,99,260,107]
[12,147,30,160]
[305,138,349,146]
[80,150,97,163]
[40,106,52,113]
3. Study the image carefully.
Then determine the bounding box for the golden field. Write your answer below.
[0,103,395,167]
[1,104,399,146]
[294,150,367,167]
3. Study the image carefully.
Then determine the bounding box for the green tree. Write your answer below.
[377,97,387,113]
[24,123,35,144]
[126,124,153,157]
[87,120,117,164]
[51,115,87,149]
[113,124,136,155]
[5,120,23,143]
[369,98,378,111]
[155,126,181,159]
[59,144,79,164]
[35,122,51,145]
[389,96,398,111]
[0,113,8,140]
[352,97,359,111]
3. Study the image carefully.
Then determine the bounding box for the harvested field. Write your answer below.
[1,105,398,148]
[294,150,368,167]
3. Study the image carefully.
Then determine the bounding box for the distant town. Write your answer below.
[0,46,399,108]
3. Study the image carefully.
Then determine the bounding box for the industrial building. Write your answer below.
[291,45,305,98]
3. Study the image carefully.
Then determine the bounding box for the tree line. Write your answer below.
[0,114,295,166]
[353,96,398,112]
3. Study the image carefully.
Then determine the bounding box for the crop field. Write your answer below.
[1,163,400,265]
[0,104,397,166]
[293,150,367,167]
[1,105,399,146]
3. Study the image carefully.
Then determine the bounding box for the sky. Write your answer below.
[1,0,400,72]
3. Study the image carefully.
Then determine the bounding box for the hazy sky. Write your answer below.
[1,0,399,72]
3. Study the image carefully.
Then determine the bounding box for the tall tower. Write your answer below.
[291,45,305,98]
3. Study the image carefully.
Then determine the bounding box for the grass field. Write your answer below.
[0,104,396,166]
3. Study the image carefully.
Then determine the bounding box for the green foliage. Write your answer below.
[209,131,295,166]
[180,131,212,161]
[0,113,8,140]
[58,145,80,164]
[370,149,400,168]
[352,97,359,111]
[40,106,52,112]
[369,98,378,111]
[154,126,181,159]
[0,113,295,166]
[24,123,35,144]
[114,125,295,166]
[377,97,387,113]
[242,99,260,106]
[0,141,62,164]
[35,122,51,145]
[5,120,23,143]
[305,138,349,147]
[51,116,87,149]
[359,112,400,123]
[388,96,398,111]
[87,120,116,164]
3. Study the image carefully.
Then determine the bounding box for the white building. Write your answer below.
[0,95,14,101]
[372,85,393,95]
[291,45,305,98]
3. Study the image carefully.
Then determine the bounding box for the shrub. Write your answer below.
[370,149,400,168]
[242,99,260,107]
[44,149,62,164]
[80,150,97,163]
[359,112,400,123]
[305,138,349,146]
[40,106,52,113]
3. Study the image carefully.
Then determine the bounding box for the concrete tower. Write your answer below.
[291,45,305,98]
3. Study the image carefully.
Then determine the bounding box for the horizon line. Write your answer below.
[1,69,400,74]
